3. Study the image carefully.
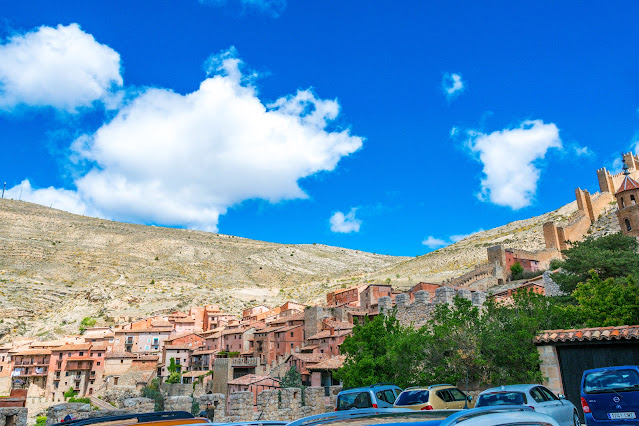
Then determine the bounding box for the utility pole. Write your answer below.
[1,182,5,199]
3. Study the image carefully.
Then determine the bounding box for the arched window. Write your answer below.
[626,218,632,232]
[632,195,636,205]
[621,197,626,208]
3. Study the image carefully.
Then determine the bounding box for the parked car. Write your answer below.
[475,385,581,426]
[475,385,579,426]
[288,406,559,426]
[394,384,475,410]
[581,365,639,424]
[335,383,402,410]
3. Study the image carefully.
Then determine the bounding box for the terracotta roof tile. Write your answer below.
[307,355,346,371]
[307,329,352,340]
[11,349,52,356]
[534,325,639,344]
[288,352,326,363]
[616,176,639,194]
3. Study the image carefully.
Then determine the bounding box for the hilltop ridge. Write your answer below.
[0,196,619,340]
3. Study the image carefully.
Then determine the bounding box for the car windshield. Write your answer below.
[395,390,429,405]
[584,369,639,394]
[476,391,526,407]
[337,391,372,410]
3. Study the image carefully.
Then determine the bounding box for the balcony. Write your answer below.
[231,357,259,367]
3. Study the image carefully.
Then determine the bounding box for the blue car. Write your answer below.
[581,365,639,424]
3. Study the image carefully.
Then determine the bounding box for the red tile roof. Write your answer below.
[288,352,326,363]
[534,325,639,344]
[616,176,639,194]
[307,329,352,340]
[308,355,346,371]
[228,374,280,386]
[11,349,52,356]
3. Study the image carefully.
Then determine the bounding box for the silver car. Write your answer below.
[475,385,580,426]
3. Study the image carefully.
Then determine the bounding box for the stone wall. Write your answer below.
[0,408,27,426]
[382,287,486,327]
[542,271,565,297]
[537,345,564,396]
[163,396,192,413]
[195,394,225,422]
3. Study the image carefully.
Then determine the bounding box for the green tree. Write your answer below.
[167,357,178,374]
[510,262,524,280]
[64,387,78,399]
[569,272,639,327]
[165,357,182,384]
[142,378,164,411]
[79,317,97,333]
[335,312,428,388]
[551,233,639,293]
[280,366,303,388]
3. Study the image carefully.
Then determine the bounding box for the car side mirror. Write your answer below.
[467,395,473,401]
[558,394,566,399]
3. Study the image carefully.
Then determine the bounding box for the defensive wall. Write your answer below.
[41,386,341,425]
[378,286,487,327]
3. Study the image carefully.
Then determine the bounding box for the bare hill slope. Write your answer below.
[0,196,617,339]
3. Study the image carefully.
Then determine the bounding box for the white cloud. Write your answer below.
[422,229,483,249]
[10,48,363,232]
[574,145,593,157]
[5,180,93,216]
[330,208,362,233]
[0,23,122,112]
[442,73,464,100]
[199,0,286,17]
[449,229,484,243]
[422,236,447,249]
[466,120,562,210]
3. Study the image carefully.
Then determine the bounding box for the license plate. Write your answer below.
[608,412,636,420]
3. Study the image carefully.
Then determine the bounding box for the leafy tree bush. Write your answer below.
[142,378,164,411]
[79,317,97,333]
[280,366,303,388]
[64,387,78,399]
[568,272,639,327]
[35,416,47,426]
[165,358,182,384]
[551,233,639,293]
[510,262,524,280]
[68,397,91,404]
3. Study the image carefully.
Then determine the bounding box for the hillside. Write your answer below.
[0,197,619,340]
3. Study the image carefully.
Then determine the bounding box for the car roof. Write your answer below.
[340,384,400,393]
[478,384,539,394]
[583,365,639,375]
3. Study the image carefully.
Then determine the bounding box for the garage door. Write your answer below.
[557,342,639,420]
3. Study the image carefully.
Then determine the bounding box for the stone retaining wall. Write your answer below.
[0,407,27,426]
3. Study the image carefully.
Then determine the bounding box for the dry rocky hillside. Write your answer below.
[0,196,620,340]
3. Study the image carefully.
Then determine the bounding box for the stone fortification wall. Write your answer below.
[379,287,486,327]
[0,408,27,426]
[446,263,497,290]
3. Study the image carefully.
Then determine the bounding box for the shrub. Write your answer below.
[35,416,47,426]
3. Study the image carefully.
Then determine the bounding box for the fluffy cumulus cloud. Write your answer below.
[421,236,447,249]
[422,229,483,249]
[442,73,464,100]
[330,208,362,233]
[199,0,286,17]
[0,23,122,112]
[466,120,562,210]
[9,48,363,231]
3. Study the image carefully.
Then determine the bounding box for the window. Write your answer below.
[0,366,2,372]
[632,195,637,205]
[621,197,626,208]
[626,218,632,231]
[98,353,102,357]
[291,332,294,338]
[436,390,453,402]
[376,390,397,404]
[66,372,69,376]
[120,360,123,364]
[539,387,558,401]
[96,362,100,366]
[529,387,545,403]
[113,377,119,385]
[449,388,467,401]
[79,352,83,356]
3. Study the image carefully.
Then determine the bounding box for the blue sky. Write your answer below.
[1,1,638,256]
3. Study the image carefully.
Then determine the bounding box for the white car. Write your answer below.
[475,385,580,426]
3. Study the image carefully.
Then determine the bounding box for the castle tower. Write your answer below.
[615,164,639,237]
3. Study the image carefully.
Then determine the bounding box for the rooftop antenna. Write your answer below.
[1,182,5,199]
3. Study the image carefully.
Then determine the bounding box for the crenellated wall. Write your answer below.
[378,287,486,327]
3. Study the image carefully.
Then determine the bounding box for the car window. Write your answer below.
[395,390,429,406]
[337,392,372,410]
[449,388,467,401]
[529,387,546,403]
[436,389,453,402]
[584,369,639,394]
[476,392,526,407]
[539,387,558,401]
[376,389,397,404]
[393,388,402,398]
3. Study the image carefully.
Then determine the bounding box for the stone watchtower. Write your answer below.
[615,164,639,237]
